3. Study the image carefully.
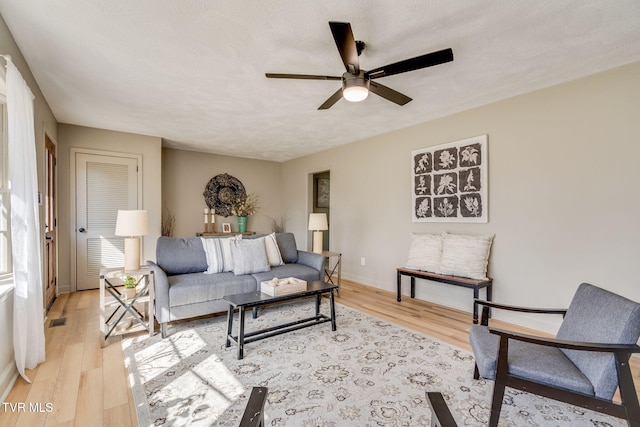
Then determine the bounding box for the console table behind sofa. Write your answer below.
[396,267,492,324]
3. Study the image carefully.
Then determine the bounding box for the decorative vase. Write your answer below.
[237,216,248,233]
[124,287,136,299]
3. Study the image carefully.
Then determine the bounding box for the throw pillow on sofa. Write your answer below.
[264,232,284,267]
[230,238,271,275]
[201,235,241,274]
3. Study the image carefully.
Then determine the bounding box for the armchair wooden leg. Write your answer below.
[489,381,506,427]
[615,353,640,427]
[489,336,510,427]
[473,364,480,380]
[426,392,458,427]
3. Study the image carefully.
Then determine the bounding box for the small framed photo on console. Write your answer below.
[222,223,231,233]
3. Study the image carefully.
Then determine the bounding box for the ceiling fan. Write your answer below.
[265,21,454,110]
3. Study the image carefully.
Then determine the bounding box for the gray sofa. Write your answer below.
[147,232,325,337]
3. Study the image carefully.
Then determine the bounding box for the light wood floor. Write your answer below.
[1,279,638,426]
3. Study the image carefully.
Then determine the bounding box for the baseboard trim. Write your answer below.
[0,360,18,403]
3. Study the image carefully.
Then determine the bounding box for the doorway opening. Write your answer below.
[311,171,330,251]
[44,133,57,312]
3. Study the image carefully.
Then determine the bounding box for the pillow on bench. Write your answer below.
[405,233,443,273]
[439,232,493,280]
[405,232,494,280]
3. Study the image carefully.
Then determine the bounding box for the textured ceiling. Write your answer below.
[1,1,639,162]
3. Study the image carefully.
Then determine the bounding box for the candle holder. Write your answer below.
[204,208,210,234]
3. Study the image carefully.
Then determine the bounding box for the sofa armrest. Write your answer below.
[296,250,325,275]
[147,260,170,324]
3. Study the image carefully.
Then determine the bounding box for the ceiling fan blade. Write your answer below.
[318,88,343,110]
[369,81,412,106]
[265,73,341,81]
[366,48,453,79]
[329,21,359,74]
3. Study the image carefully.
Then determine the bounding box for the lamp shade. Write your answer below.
[308,213,328,231]
[115,210,149,237]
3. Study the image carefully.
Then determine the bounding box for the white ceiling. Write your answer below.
[1,1,639,162]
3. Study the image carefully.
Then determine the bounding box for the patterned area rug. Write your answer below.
[122,300,625,426]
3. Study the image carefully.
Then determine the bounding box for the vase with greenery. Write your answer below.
[231,193,259,232]
[123,276,137,299]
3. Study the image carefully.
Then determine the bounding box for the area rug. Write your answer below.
[122,300,625,426]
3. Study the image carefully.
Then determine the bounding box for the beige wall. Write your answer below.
[162,148,283,237]
[57,125,162,293]
[282,62,640,334]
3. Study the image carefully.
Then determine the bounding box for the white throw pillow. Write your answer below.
[405,233,444,273]
[201,235,241,274]
[264,233,284,267]
[439,232,494,280]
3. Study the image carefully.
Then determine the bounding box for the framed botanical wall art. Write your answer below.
[412,135,488,223]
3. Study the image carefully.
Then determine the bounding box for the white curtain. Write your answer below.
[6,56,45,382]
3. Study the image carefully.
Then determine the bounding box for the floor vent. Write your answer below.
[49,318,67,328]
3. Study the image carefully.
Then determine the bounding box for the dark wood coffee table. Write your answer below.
[224,281,337,359]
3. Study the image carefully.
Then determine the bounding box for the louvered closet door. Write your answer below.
[75,153,139,290]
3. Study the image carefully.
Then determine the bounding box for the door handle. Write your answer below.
[78,228,86,233]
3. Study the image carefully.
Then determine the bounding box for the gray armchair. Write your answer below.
[469,283,640,427]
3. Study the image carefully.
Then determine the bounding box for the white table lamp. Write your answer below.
[115,210,149,271]
[308,213,328,254]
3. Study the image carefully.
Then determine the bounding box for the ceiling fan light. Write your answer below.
[342,72,370,102]
[343,85,369,102]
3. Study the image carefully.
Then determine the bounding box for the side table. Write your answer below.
[321,250,342,293]
[99,266,155,346]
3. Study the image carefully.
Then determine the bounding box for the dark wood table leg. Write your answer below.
[315,294,321,316]
[226,305,234,348]
[238,306,246,360]
[411,277,416,298]
[329,289,336,331]
[473,288,479,324]
[397,271,402,302]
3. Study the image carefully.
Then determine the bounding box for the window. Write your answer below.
[0,86,11,287]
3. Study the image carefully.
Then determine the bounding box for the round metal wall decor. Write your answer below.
[203,173,246,217]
